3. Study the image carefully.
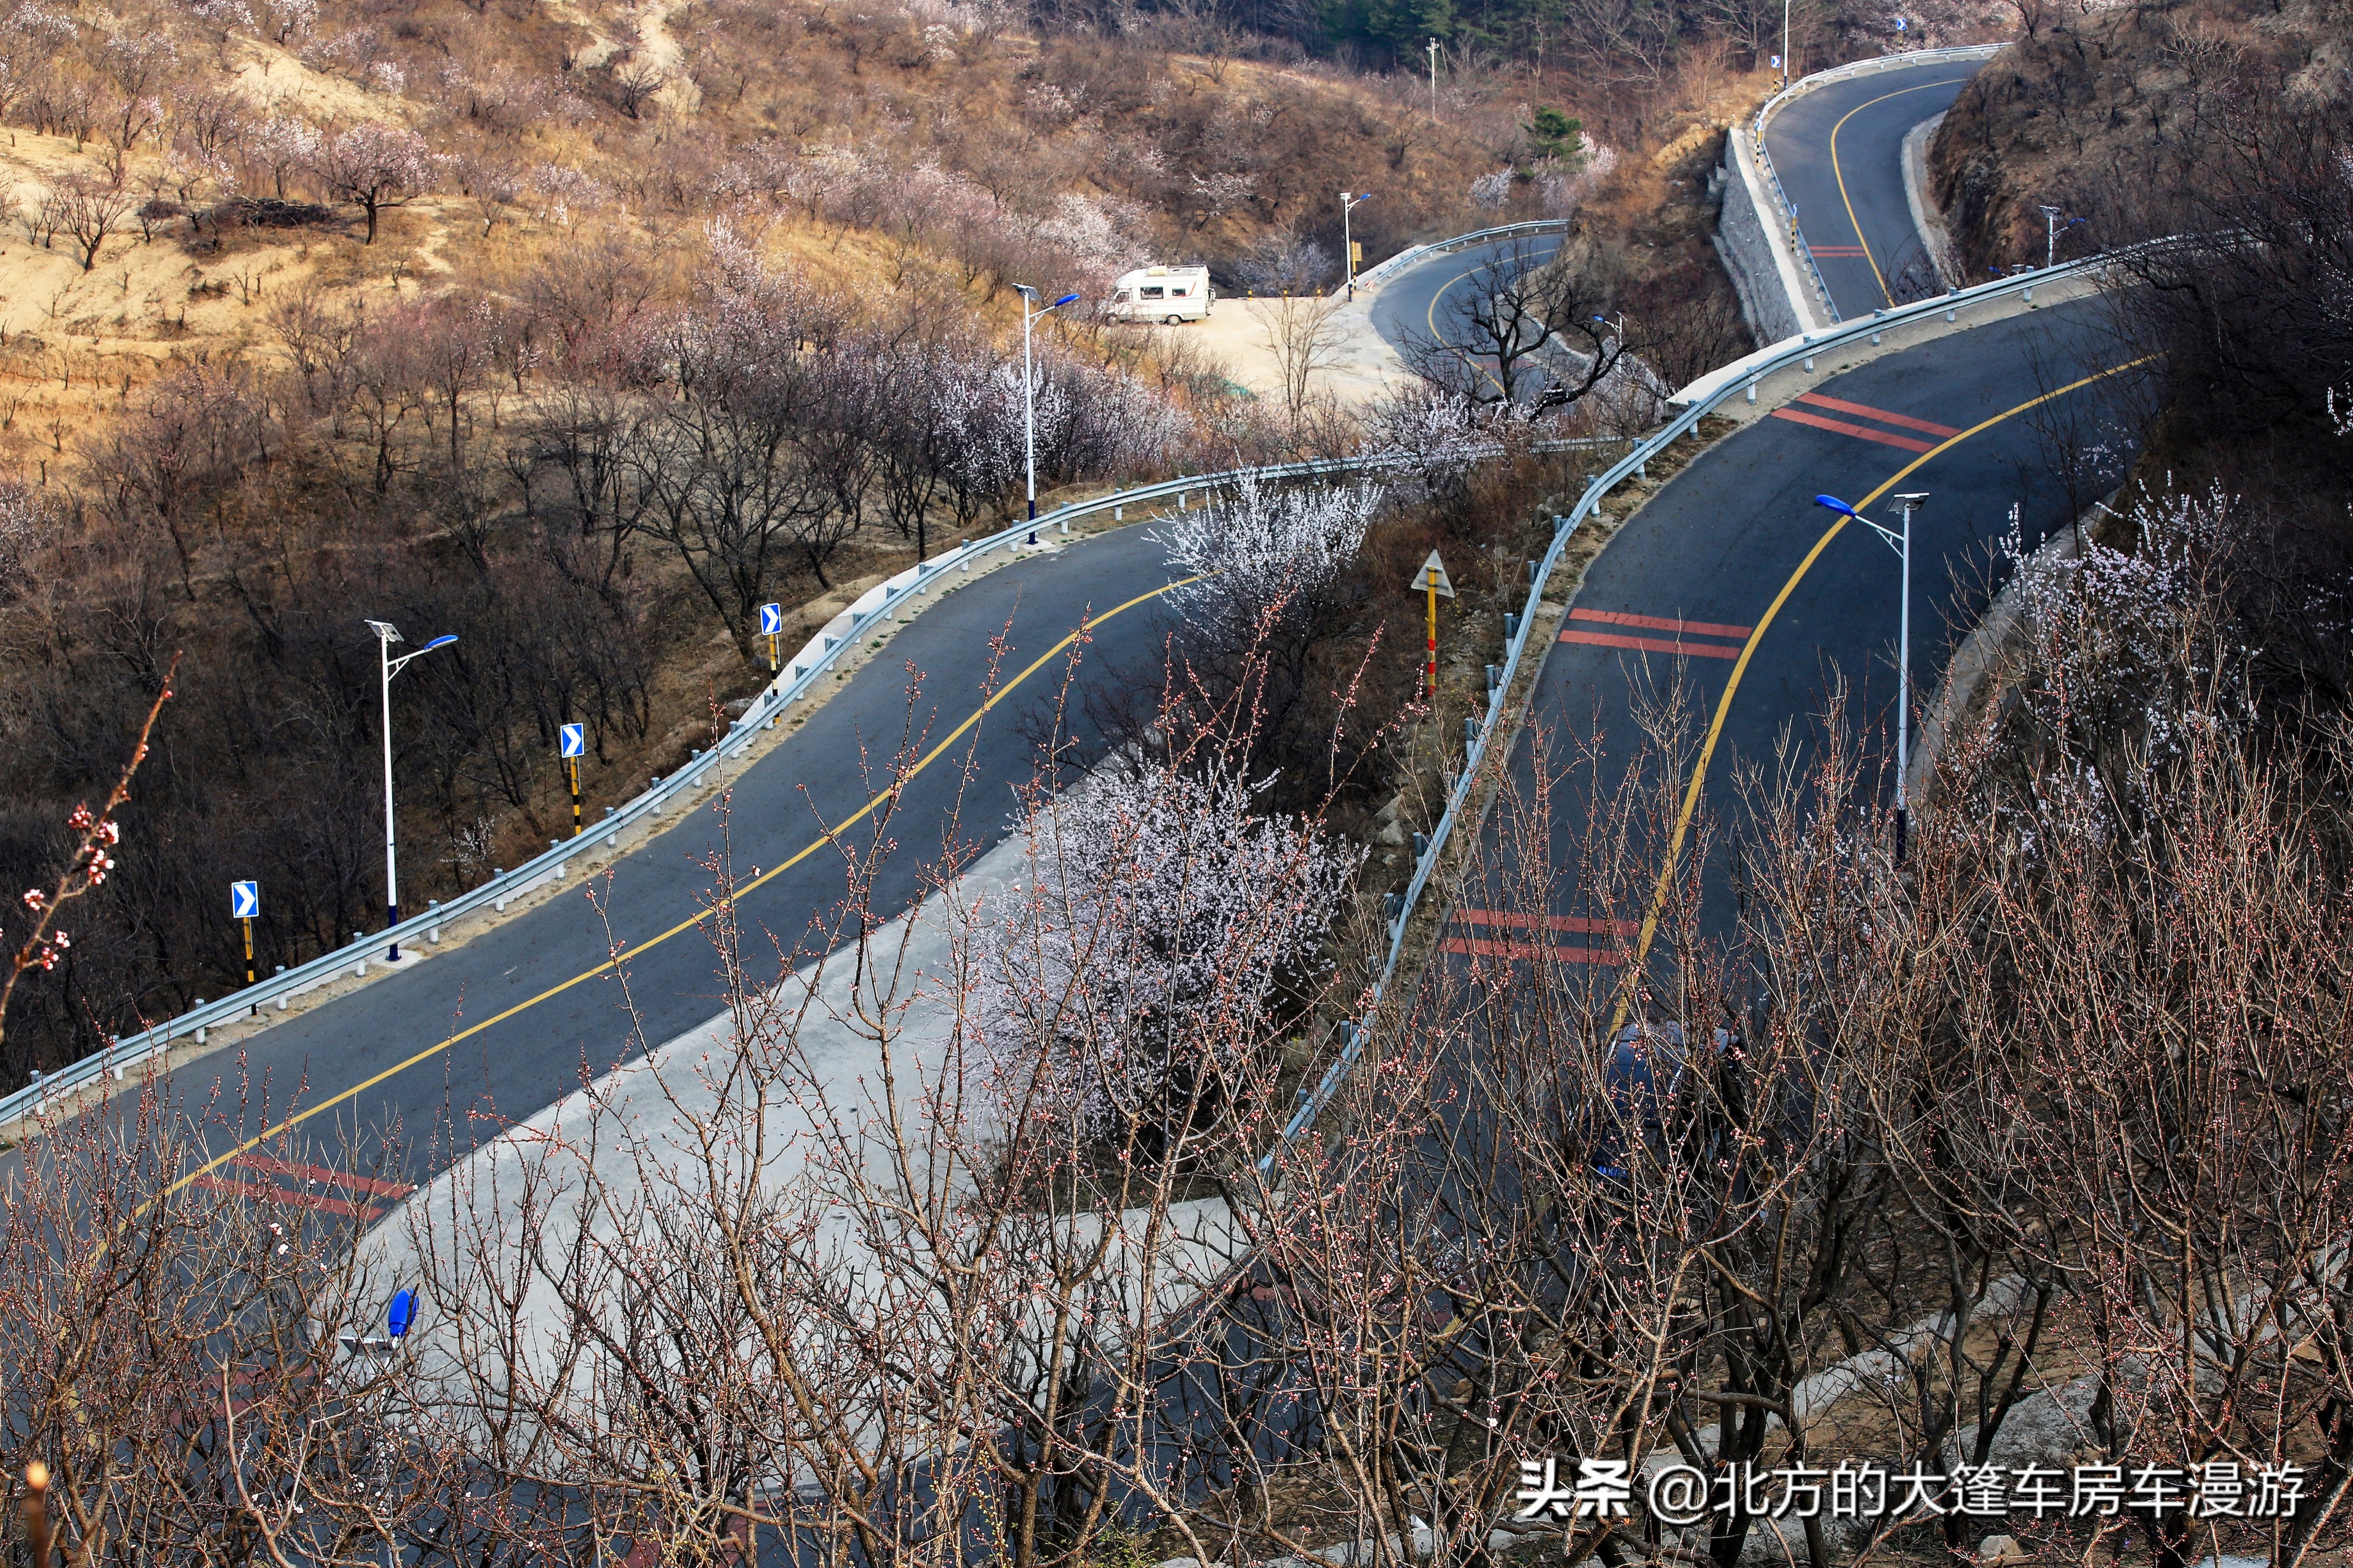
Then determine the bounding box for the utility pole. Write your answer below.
[1428,37,1440,120]
[1781,0,1791,88]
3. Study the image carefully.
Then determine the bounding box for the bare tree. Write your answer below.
[608,53,668,119]
[1258,291,1346,438]
[39,173,138,271]
[1399,237,1636,410]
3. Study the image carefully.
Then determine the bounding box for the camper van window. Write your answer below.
[1139,286,1165,300]
[1113,290,1131,303]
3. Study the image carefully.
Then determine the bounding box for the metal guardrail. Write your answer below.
[1266,240,2118,1165]
[1354,219,1572,292]
[1742,43,2007,327]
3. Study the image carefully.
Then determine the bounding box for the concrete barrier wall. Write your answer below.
[1713,155,1808,346]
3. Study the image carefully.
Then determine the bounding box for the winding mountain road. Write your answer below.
[1764,56,1976,316]
[15,47,2081,1231]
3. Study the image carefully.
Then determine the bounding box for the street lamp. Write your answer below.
[1812,492,1928,861]
[1012,285,1082,542]
[1339,190,1371,300]
[1780,0,1790,88]
[365,620,457,962]
[2037,205,2085,268]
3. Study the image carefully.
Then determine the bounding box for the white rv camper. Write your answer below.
[1109,265,1213,324]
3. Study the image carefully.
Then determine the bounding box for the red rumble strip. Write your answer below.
[1559,606,1751,661]
[190,1153,418,1224]
[1792,392,1960,438]
[237,1153,416,1201]
[1768,406,1932,454]
[1769,391,1960,456]
[1441,908,1636,966]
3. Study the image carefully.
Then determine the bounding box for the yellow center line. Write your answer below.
[1827,78,1965,309]
[1609,357,2155,1030]
[164,575,1201,1200]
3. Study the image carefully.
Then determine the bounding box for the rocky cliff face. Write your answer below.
[1927,0,2349,276]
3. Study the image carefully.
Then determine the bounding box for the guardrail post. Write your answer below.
[1412,832,1429,859]
[1114,505,1123,521]
[426,902,442,943]
[1504,611,1520,640]
[2022,285,2034,304]
[1486,664,1501,696]
[195,1004,207,1045]
[1803,355,1816,372]
[1748,381,1760,403]
[353,937,368,977]
[275,964,289,1007]
[1465,717,1480,747]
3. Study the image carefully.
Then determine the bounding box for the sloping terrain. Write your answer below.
[1926,0,2349,273]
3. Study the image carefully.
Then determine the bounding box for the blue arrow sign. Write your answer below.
[559,723,585,759]
[388,1288,415,1339]
[230,880,259,920]
[758,602,783,637]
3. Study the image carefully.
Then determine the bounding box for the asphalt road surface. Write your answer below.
[96,527,1196,1202]
[26,61,2005,1214]
[1439,296,2148,986]
[1764,57,1974,319]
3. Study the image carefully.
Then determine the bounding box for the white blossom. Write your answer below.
[970,759,1358,1145]
[1469,167,1515,212]
[1153,472,1380,641]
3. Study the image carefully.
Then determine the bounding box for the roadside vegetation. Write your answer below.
[16,0,2353,1566]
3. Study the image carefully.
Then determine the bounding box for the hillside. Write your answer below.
[1926,0,2349,274]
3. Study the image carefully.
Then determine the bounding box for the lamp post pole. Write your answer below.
[1339,190,1371,300]
[1014,285,1081,541]
[1428,37,1439,119]
[1781,0,1791,88]
[2037,205,2083,268]
[1813,492,1928,861]
[366,621,457,961]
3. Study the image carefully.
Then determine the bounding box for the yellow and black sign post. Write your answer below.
[560,723,587,837]
[230,880,259,1014]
